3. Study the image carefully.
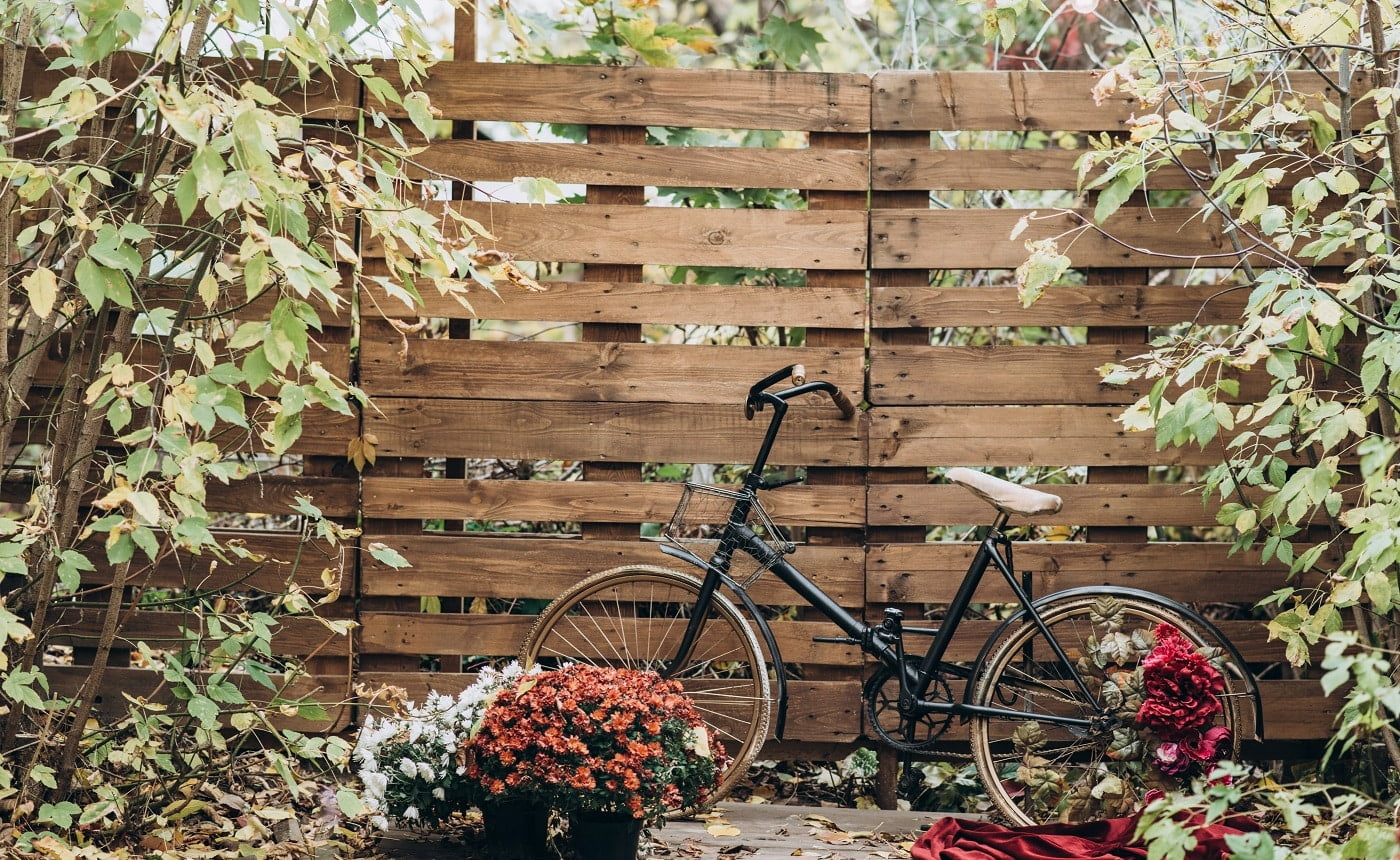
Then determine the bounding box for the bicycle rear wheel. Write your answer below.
[969,593,1243,826]
[520,564,771,805]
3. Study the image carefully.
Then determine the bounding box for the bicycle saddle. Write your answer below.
[945,467,1063,517]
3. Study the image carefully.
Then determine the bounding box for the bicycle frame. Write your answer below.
[656,365,1263,743]
[662,510,1105,739]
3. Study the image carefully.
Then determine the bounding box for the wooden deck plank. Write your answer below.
[372,803,957,859]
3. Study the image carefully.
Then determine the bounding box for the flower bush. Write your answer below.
[464,664,729,823]
[353,662,531,828]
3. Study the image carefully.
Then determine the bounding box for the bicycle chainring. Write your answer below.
[864,662,954,754]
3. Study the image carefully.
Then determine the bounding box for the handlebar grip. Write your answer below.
[830,388,856,419]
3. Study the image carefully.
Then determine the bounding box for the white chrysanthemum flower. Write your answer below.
[361,771,389,804]
[433,787,446,801]
[399,758,418,779]
[417,762,435,780]
[402,806,419,820]
[370,815,390,830]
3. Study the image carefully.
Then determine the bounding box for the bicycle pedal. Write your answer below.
[812,636,860,645]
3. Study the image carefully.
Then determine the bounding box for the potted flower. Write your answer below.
[351,662,533,831]
[465,663,730,859]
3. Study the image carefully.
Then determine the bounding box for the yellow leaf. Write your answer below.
[198,273,219,309]
[23,267,57,319]
[706,823,742,837]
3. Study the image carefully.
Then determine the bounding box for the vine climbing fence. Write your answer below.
[19,39,1341,758]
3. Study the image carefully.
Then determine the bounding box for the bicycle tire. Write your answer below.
[969,593,1243,826]
[520,564,772,806]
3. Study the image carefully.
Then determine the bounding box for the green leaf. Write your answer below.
[74,257,133,310]
[243,253,270,300]
[336,788,366,818]
[4,668,49,711]
[37,801,81,829]
[78,800,117,826]
[615,18,680,67]
[1014,239,1071,307]
[1094,166,1141,223]
[400,91,438,139]
[56,549,95,595]
[762,16,826,70]
[28,763,57,790]
[187,694,220,729]
[368,542,411,569]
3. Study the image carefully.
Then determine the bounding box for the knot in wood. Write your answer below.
[705,229,729,245]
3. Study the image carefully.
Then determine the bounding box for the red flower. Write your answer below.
[1180,726,1231,763]
[1136,625,1224,736]
[464,665,730,822]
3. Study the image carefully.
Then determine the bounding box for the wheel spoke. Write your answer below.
[522,566,772,810]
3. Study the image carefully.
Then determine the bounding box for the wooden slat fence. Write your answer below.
[23,46,1343,753]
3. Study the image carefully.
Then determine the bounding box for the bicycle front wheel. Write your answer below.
[969,593,1243,826]
[520,564,772,804]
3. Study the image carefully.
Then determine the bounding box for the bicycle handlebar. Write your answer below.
[744,364,857,420]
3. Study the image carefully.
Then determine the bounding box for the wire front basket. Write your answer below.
[664,483,795,587]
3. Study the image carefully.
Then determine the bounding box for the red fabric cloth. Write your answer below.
[910,814,1256,860]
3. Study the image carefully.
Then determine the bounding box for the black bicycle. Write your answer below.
[521,366,1262,824]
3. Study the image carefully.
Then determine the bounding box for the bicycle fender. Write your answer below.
[965,585,1263,740]
[657,544,791,740]
[659,543,711,570]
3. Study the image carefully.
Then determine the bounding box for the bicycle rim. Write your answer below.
[521,564,772,805]
[969,594,1242,826]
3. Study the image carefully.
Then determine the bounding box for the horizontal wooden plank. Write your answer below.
[1257,680,1344,741]
[868,482,1224,527]
[48,609,350,656]
[359,533,865,607]
[870,345,1146,406]
[868,541,1293,604]
[407,62,872,132]
[359,612,861,666]
[362,342,862,402]
[871,284,1250,328]
[872,148,1316,192]
[871,208,1357,269]
[361,479,865,527]
[868,405,1225,467]
[364,401,865,465]
[372,202,867,270]
[206,475,359,518]
[868,345,1267,406]
[871,69,1357,132]
[413,140,870,190]
[407,281,868,328]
